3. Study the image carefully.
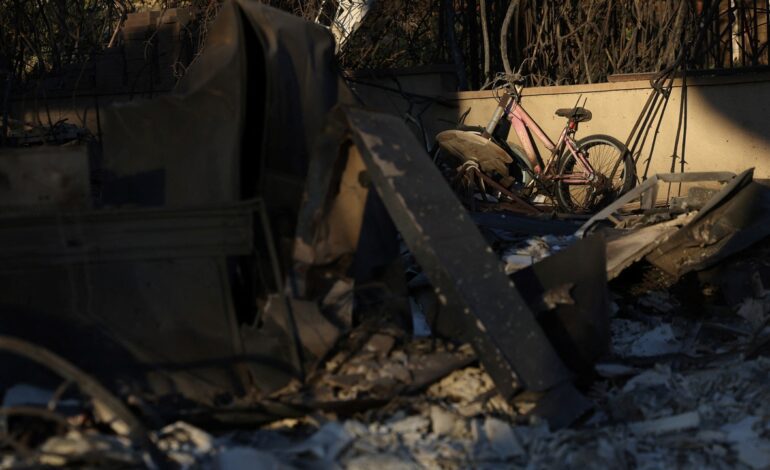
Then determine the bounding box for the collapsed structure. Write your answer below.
[3,2,770,468]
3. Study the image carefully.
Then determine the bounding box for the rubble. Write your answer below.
[7,278,770,467]
[501,234,577,274]
[5,1,770,469]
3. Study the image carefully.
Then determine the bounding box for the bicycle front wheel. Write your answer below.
[434,125,534,187]
[556,134,635,213]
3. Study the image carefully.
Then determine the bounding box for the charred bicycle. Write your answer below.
[435,73,636,213]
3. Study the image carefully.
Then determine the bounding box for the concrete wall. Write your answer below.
[13,54,770,182]
[353,71,770,179]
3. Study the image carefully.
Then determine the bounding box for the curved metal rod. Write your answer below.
[0,405,70,429]
[0,335,165,469]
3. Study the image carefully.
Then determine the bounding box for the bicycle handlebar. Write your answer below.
[490,72,524,87]
[503,73,525,85]
[489,72,524,102]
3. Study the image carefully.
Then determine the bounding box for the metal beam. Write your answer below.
[344,106,575,398]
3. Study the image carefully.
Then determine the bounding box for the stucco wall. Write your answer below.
[353,71,770,180]
[14,65,770,182]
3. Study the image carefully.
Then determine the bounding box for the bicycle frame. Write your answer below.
[493,93,596,185]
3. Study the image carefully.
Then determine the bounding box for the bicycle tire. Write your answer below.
[556,134,635,213]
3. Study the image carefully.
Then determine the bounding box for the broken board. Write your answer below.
[344,106,591,428]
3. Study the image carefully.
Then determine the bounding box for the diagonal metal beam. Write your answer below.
[343,106,575,397]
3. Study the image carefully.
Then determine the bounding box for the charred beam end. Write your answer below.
[342,106,590,426]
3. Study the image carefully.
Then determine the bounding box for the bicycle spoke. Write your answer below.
[558,135,631,213]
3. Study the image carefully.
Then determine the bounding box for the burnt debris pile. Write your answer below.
[3,2,770,468]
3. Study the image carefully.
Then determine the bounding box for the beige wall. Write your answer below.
[15,68,770,182]
[353,71,770,180]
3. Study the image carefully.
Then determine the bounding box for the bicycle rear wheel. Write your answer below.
[556,134,635,213]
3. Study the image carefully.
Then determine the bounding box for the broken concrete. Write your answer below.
[6,1,770,469]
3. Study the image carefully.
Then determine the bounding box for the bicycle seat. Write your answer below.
[555,107,592,123]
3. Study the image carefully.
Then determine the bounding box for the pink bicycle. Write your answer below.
[436,73,635,213]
